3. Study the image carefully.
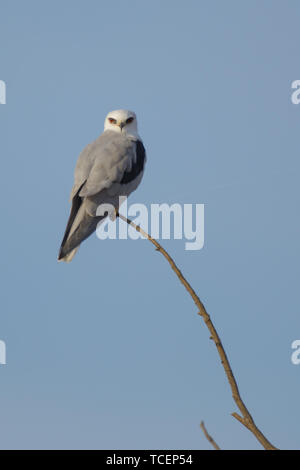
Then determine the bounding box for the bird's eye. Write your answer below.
[108,118,117,124]
[126,117,134,124]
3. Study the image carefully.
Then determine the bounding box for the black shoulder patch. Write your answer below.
[120,140,146,184]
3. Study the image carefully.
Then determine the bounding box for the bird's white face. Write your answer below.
[104,109,138,138]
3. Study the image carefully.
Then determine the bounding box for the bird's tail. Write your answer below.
[58,247,79,263]
[58,206,105,262]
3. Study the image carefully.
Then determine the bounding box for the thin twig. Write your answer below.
[117,212,278,450]
[200,421,220,450]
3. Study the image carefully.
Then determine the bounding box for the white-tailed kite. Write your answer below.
[58,109,146,262]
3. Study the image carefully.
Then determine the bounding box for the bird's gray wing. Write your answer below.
[58,132,139,260]
[59,140,99,255]
[59,182,85,251]
[78,133,135,198]
[120,140,146,184]
[69,141,97,201]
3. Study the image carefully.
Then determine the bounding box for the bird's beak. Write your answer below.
[119,121,125,131]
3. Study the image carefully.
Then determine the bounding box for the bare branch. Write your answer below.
[117,212,278,450]
[200,421,220,450]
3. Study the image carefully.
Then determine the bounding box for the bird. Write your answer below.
[58,109,146,262]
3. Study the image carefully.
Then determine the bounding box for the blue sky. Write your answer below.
[0,0,299,450]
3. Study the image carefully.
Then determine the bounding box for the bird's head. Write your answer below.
[104,109,138,138]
